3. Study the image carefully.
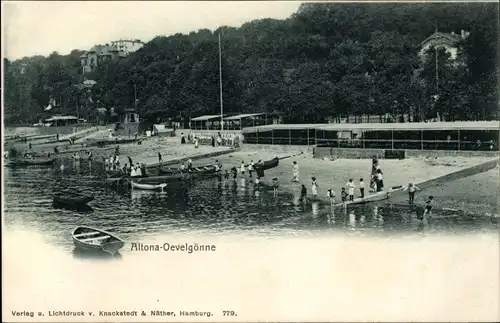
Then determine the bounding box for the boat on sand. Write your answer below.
[72,226,125,255]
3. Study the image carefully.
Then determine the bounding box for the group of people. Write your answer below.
[180,132,240,148]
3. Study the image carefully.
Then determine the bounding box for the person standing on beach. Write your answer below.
[158,152,163,164]
[346,179,355,202]
[311,177,318,200]
[240,161,246,175]
[371,156,379,175]
[403,183,420,205]
[292,161,299,182]
[194,137,199,149]
[181,133,186,144]
[359,178,365,198]
[217,133,222,146]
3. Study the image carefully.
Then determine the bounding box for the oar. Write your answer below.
[278,151,304,160]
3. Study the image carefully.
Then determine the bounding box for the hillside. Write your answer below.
[3,3,498,125]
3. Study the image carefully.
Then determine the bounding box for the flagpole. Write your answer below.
[218,32,224,131]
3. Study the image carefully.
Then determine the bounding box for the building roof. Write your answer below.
[224,113,265,121]
[420,32,461,47]
[242,121,500,133]
[190,115,224,121]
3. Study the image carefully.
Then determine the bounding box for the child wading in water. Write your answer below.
[327,189,336,206]
[300,184,307,203]
[292,161,299,182]
[422,196,434,220]
[340,187,348,209]
[346,179,355,201]
[272,178,279,197]
[403,183,420,205]
[359,178,365,198]
[254,176,260,190]
[311,177,318,200]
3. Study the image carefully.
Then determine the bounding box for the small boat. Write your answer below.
[10,157,56,166]
[53,190,94,206]
[334,186,404,207]
[253,157,279,171]
[131,181,167,191]
[72,226,125,255]
[158,163,222,175]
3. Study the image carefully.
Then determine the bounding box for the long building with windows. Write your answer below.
[241,121,499,152]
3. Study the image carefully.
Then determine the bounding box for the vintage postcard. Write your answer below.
[2,1,499,322]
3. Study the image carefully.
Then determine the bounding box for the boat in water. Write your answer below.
[7,157,56,166]
[131,181,167,191]
[333,186,404,207]
[53,190,94,206]
[253,157,279,171]
[72,226,125,255]
[157,163,222,175]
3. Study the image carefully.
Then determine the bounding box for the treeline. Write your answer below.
[3,2,498,125]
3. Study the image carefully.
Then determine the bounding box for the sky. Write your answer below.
[2,1,302,60]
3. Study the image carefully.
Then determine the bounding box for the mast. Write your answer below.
[218,32,224,131]
[435,24,439,95]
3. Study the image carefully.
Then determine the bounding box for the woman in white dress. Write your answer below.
[311,177,318,199]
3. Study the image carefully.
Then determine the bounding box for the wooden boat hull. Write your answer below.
[254,158,279,171]
[131,181,167,191]
[53,193,94,206]
[158,164,221,175]
[334,187,404,207]
[72,226,125,255]
[10,158,56,166]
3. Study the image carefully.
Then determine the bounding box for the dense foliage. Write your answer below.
[4,3,498,125]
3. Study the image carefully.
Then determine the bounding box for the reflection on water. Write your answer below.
[3,160,500,252]
[72,247,123,261]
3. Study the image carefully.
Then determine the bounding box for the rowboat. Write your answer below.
[53,190,94,206]
[334,186,404,208]
[131,181,167,191]
[158,163,222,175]
[72,226,125,255]
[253,157,279,171]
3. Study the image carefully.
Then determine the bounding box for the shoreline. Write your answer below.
[8,131,498,215]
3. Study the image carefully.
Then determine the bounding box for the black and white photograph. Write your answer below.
[2,1,499,322]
